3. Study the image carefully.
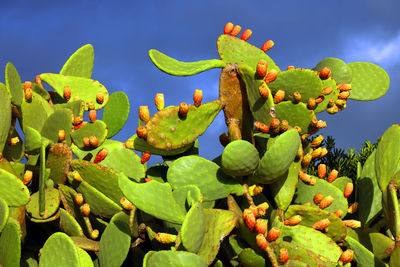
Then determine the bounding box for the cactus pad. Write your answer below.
[0,168,30,206]
[144,250,208,267]
[0,83,11,153]
[24,126,42,154]
[347,62,390,101]
[102,91,130,138]
[59,208,84,237]
[39,232,80,267]
[314,57,352,84]
[26,188,60,220]
[274,101,316,134]
[149,49,226,76]
[181,201,206,253]
[0,218,21,267]
[345,236,386,267]
[0,197,9,233]
[237,248,266,267]
[40,73,109,110]
[251,129,300,184]
[41,109,73,145]
[2,128,25,162]
[145,100,222,150]
[70,120,108,150]
[221,140,259,177]
[46,143,73,185]
[167,156,244,201]
[20,91,54,132]
[314,77,339,113]
[5,62,23,106]
[60,44,94,78]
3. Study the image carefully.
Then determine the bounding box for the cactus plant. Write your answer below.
[0,22,396,267]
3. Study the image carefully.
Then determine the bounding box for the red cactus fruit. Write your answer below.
[136,126,147,139]
[317,164,326,179]
[322,86,333,95]
[243,209,256,231]
[73,116,83,126]
[24,81,32,91]
[338,83,352,91]
[58,129,66,142]
[319,67,331,80]
[230,25,241,37]
[266,227,280,242]
[259,84,269,98]
[224,22,234,34]
[74,193,84,206]
[255,219,267,234]
[154,93,165,111]
[193,89,203,107]
[249,205,258,217]
[284,215,302,226]
[348,202,358,214]
[219,133,229,147]
[63,86,71,100]
[257,202,269,217]
[319,195,334,209]
[343,220,361,229]
[23,170,33,185]
[338,91,350,99]
[25,88,32,101]
[316,120,327,129]
[279,248,289,264]
[139,106,150,123]
[307,97,316,110]
[179,102,189,116]
[156,233,177,244]
[313,193,324,205]
[327,169,338,183]
[89,109,97,122]
[120,197,134,210]
[144,178,153,182]
[94,148,108,164]
[264,69,278,84]
[89,136,98,148]
[270,118,280,129]
[96,92,104,104]
[344,183,354,198]
[256,59,268,78]
[293,91,302,103]
[312,218,331,230]
[315,95,324,103]
[256,233,268,250]
[311,135,324,148]
[274,90,285,104]
[287,65,295,70]
[261,40,274,52]
[334,209,344,217]
[241,29,252,41]
[280,120,289,132]
[141,151,151,164]
[81,203,90,216]
[74,121,87,130]
[259,123,270,134]
[340,249,354,264]
[298,171,316,185]
[83,137,90,148]
[327,105,339,114]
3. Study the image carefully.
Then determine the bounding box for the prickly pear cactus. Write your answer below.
[0,22,393,266]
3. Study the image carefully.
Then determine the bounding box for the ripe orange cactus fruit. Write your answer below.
[241,29,252,41]
[256,233,268,250]
[266,227,280,242]
[319,195,334,209]
[230,25,241,37]
[193,89,203,107]
[224,22,234,34]
[319,67,331,80]
[261,40,274,52]
[256,59,268,78]
[344,183,354,198]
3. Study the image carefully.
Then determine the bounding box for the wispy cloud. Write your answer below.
[343,31,400,67]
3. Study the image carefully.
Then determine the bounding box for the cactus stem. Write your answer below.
[242,182,255,207]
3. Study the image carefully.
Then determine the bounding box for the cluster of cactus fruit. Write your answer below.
[0,21,398,266]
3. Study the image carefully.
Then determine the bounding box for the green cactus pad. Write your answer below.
[239,65,275,125]
[53,100,85,118]
[46,143,73,185]
[60,44,94,78]
[390,247,400,267]
[0,197,9,233]
[145,100,222,150]
[146,165,168,183]
[217,34,280,72]
[99,212,131,267]
[26,188,60,220]
[144,250,207,267]
[285,204,347,242]
[295,175,348,217]
[279,224,342,262]
[70,159,124,204]
[197,209,238,265]
[126,134,194,156]
[382,184,399,241]
[172,185,202,212]
[251,129,300,184]
[331,176,352,193]
[39,73,109,110]
[39,232,80,267]
[20,251,39,267]
[70,120,108,150]
[237,248,266,267]
[162,139,199,167]
[76,248,93,267]
[20,91,54,132]
[375,124,400,191]
[102,91,130,138]
[271,240,337,267]
[347,62,390,101]
[59,208,84,237]
[68,178,122,218]
[31,82,51,100]
[270,160,300,211]
[5,62,23,106]
[24,126,42,154]
[70,236,100,252]
[357,151,382,226]
[348,228,394,260]
[314,77,339,113]
[274,101,317,134]
[41,109,73,145]
[0,83,11,153]
[0,168,29,206]
[3,127,25,162]
[119,173,186,224]
[181,202,205,253]
[345,236,386,267]
[221,140,259,177]
[72,140,144,182]
[167,156,244,201]
[313,57,352,84]
[0,218,21,267]
[228,234,248,256]
[149,49,226,76]
[268,68,323,103]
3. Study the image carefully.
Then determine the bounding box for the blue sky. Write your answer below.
[1,0,399,165]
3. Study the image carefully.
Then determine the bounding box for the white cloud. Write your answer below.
[343,31,400,67]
